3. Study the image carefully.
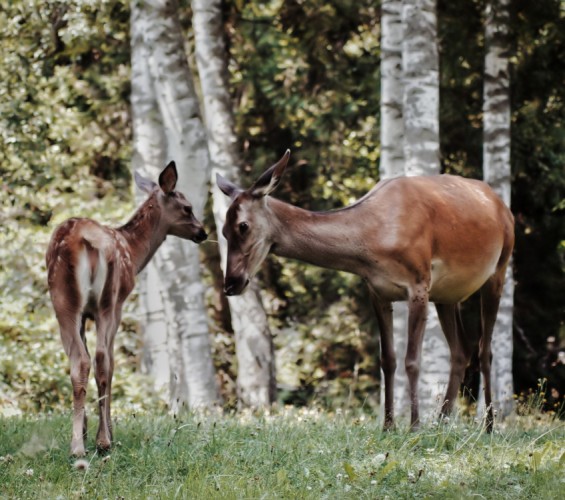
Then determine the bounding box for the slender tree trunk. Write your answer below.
[379,0,409,424]
[131,1,172,402]
[131,0,220,410]
[482,0,514,418]
[192,0,276,408]
[402,0,441,177]
[398,0,450,423]
[380,0,405,179]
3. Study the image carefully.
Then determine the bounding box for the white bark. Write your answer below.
[380,0,405,179]
[482,0,514,418]
[131,3,172,402]
[398,0,450,422]
[192,0,276,408]
[379,0,408,424]
[402,0,440,176]
[132,0,220,410]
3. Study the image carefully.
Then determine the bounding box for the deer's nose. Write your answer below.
[193,228,208,243]
[224,276,249,296]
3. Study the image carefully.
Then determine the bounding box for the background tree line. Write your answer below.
[0,0,563,419]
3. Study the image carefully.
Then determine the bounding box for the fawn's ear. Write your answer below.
[159,161,178,194]
[134,171,157,194]
[249,149,291,197]
[216,173,242,200]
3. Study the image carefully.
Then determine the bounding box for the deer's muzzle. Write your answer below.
[224,275,250,296]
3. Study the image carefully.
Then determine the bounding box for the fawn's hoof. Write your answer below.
[96,437,111,454]
[70,444,86,457]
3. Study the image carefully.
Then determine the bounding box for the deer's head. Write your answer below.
[135,161,208,244]
[217,150,291,295]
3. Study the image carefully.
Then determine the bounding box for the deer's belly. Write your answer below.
[428,256,498,304]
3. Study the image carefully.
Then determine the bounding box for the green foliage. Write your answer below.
[0,410,563,498]
[0,0,138,416]
[230,0,380,205]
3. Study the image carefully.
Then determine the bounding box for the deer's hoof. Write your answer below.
[96,437,111,454]
[70,444,86,457]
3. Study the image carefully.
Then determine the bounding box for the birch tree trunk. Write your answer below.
[380,0,405,180]
[131,1,173,402]
[398,0,450,423]
[192,0,276,408]
[402,0,440,177]
[379,0,409,424]
[482,0,514,418]
[131,0,220,411]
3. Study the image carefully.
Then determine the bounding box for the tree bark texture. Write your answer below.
[402,0,449,423]
[131,1,172,403]
[131,0,220,411]
[192,0,277,408]
[380,0,405,179]
[482,0,514,418]
[401,0,440,176]
[382,0,450,424]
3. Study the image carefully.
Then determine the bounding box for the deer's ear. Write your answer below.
[216,173,242,199]
[134,171,157,194]
[159,161,178,194]
[249,149,291,197]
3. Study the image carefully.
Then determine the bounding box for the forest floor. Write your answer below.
[0,407,563,499]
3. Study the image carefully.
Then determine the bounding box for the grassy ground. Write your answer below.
[0,408,563,499]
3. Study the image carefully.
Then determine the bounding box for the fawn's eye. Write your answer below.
[183,206,192,215]
[239,222,249,234]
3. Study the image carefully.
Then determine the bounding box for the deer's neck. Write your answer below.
[268,198,368,275]
[118,196,167,273]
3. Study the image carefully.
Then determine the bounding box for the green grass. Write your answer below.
[0,408,563,499]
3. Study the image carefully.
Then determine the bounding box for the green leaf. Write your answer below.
[343,462,357,480]
[376,460,398,482]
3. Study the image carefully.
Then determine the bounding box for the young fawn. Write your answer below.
[47,162,207,456]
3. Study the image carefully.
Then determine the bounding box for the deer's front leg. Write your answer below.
[369,289,396,430]
[405,285,429,430]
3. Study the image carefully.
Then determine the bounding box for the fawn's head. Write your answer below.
[135,162,207,244]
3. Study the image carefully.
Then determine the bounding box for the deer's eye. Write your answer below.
[183,206,192,215]
[239,222,249,234]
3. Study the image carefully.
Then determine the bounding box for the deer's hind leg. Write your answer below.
[479,270,506,432]
[56,311,91,457]
[435,303,472,419]
[93,309,118,453]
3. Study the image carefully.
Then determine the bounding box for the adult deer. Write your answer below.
[46,162,207,456]
[217,150,514,431]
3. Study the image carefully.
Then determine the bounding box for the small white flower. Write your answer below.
[371,480,377,485]
[73,459,89,471]
[372,453,387,466]
[25,468,34,477]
